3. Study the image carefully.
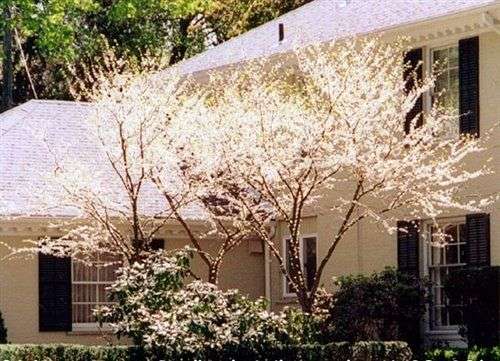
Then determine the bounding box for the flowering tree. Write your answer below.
[12,54,185,264]
[12,51,263,284]
[179,38,492,312]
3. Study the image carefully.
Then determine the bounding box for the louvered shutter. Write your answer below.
[464,213,490,267]
[459,36,480,136]
[39,253,72,332]
[397,220,420,276]
[404,48,423,134]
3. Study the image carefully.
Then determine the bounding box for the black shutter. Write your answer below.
[464,213,490,267]
[397,220,420,276]
[459,36,480,136]
[404,48,423,134]
[151,238,165,250]
[39,253,72,332]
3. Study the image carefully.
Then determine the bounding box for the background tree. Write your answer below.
[0,0,311,108]
[179,38,492,313]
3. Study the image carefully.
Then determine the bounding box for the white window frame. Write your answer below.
[71,257,117,332]
[282,234,317,298]
[421,216,466,337]
[423,42,460,137]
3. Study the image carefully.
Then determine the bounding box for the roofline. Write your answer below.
[380,1,500,35]
[180,1,500,76]
[26,99,90,106]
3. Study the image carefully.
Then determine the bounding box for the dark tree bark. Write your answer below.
[1,6,14,112]
[169,17,193,66]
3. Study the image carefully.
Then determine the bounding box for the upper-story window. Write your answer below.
[426,219,466,330]
[283,235,317,296]
[431,45,459,113]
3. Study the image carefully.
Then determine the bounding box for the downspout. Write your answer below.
[265,219,277,310]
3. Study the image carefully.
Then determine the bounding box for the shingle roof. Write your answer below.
[0,100,200,218]
[2,1,499,217]
[179,0,499,74]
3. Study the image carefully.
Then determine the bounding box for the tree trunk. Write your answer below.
[1,6,14,112]
[169,17,192,65]
[207,264,220,285]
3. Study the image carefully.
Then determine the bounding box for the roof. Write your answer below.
[0,100,200,219]
[179,0,499,74]
[2,0,499,217]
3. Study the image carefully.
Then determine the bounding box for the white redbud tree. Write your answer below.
[13,51,264,284]
[179,37,492,312]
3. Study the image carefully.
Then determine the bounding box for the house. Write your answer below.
[1,0,499,347]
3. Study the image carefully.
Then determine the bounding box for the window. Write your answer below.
[283,235,317,296]
[71,254,120,329]
[431,45,459,112]
[426,220,466,330]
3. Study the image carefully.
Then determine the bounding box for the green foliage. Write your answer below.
[425,348,468,361]
[1,0,312,104]
[444,266,500,347]
[0,311,7,344]
[467,346,500,361]
[315,268,428,351]
[426,346,500,361]
[97,249,291,354]
[0,342,411,361]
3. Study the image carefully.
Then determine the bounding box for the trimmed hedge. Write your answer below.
[426,346,500,361]
[0,341,411,361]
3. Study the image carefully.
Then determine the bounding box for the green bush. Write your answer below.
[444,266,500,347]
[426,346,500,361]
[315,268,428,351]
[425,348,469,361]
[0,344,142,361]
[0,341,411,361]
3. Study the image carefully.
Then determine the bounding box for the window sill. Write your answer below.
[69,324,113,336]
[67,330,112,336]
[425,329,462,338]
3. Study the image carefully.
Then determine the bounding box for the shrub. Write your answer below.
[444,266,499,347]
[467,346,500,361]
[425,348,468,361]
[0,342,412,361]
[0,344,140,361]
[315,268,428,350]
[97,248,292,355]
[426,346,500,361]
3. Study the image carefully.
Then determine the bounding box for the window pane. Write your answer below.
[73,304,95,324]
[98,284,109,303]
[99,264,119,282]
[72,284,97,303]
[433,48,448,64]
[432,46,459,113]
[72,255,117,325]
[459,224,466,243]
[445,224,458,243]
[446,245,458,264]
[428,219,466,329]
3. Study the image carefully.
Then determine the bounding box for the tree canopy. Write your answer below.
[1,0,310,107]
